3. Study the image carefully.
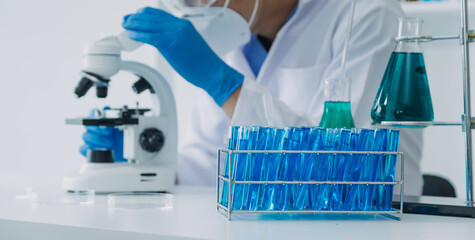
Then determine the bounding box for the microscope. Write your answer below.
[63,31,177,193]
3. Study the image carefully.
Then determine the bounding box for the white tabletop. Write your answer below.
[0,176,474,240]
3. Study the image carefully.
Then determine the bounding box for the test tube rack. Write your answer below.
[216,149,404,221]
[381,0,475,218]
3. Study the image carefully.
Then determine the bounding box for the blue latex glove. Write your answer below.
[122,7,244,106]
[79,107,125,162]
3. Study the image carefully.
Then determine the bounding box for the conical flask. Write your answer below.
[319,77,355,128]
[371,17,434,124]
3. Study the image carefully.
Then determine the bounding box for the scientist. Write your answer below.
[81,0,423,195]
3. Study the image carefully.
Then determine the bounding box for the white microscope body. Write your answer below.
[63,32,177,193]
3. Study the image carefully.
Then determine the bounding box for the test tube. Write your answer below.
[313,128,338,210]
[373,128,389,211]
[295,127,312,178]
[239,127,259,210]
[273,127,295,210]
[263,128,286,210]
[383,130,400,210]
[221,126,241,208]
[359,129,388,211]
[294,127,324,210]
[344,128,374,211]
[342,129,360,211]
[329,129,351,211]
[362,129,386,211]
[290,127,311,210]
[248,127,275,211]
[231,127,250,210]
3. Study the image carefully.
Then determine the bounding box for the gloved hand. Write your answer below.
[79,107,125,162]
[122,7,244,106]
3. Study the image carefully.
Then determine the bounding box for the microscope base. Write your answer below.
[62,162,175,193]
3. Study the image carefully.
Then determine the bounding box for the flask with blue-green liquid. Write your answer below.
[319,0,356,129]
[319,77,356,128]
[371,17,434,124]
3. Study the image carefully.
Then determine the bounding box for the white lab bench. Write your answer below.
[0,176,474,240]
[2,2,475,240]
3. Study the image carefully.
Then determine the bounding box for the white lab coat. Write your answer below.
[177,0,424,196]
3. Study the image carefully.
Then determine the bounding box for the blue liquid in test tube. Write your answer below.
[314,128,338,210]
[344,129,373,211]
[273,127,295,210]
[329,129,351,211]
[373,129,389,211]
[231,127,251,210]
[248,127,275,210]
[240,127,259,210]
[294,127,324,210]
[309,128,326,210]
[356,129,377,211]
[360,129,386,211]
[221,126,240,208]
[342,129,359,210]
[383,130,400,210]
[291,127,311,210]
[279,127,306,210]
[263,128,286,210]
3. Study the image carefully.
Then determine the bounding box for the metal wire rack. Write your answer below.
[216,149,404,221]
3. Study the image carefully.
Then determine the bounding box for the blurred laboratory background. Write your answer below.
[0,0,474,200]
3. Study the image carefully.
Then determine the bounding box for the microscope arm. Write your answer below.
[120,61,176,119]
[118,61,178,166]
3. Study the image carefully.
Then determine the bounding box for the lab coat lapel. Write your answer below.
[222,49,256,81]
[257,0,326,86]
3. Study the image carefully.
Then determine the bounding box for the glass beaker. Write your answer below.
[371,17,434,124]
[319,77,355,128]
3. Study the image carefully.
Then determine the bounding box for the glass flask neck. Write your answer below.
[394,42,421,53]
[398,17,422,37]
[324,77,350,102]
[394,17,423,53]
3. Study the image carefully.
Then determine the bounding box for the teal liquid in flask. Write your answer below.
[371,17,434,124]
[320,1,356,129]
[320,101,355,128]
[320,77,355,128]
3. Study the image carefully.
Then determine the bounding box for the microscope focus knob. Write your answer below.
[139,128,165,153]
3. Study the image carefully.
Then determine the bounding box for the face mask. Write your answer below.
[160,0,259,56]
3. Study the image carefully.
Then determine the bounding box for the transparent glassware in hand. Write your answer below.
[371,17,434,125]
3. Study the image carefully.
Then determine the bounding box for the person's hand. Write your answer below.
[122,7,244,106]
[79,107,125,162]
